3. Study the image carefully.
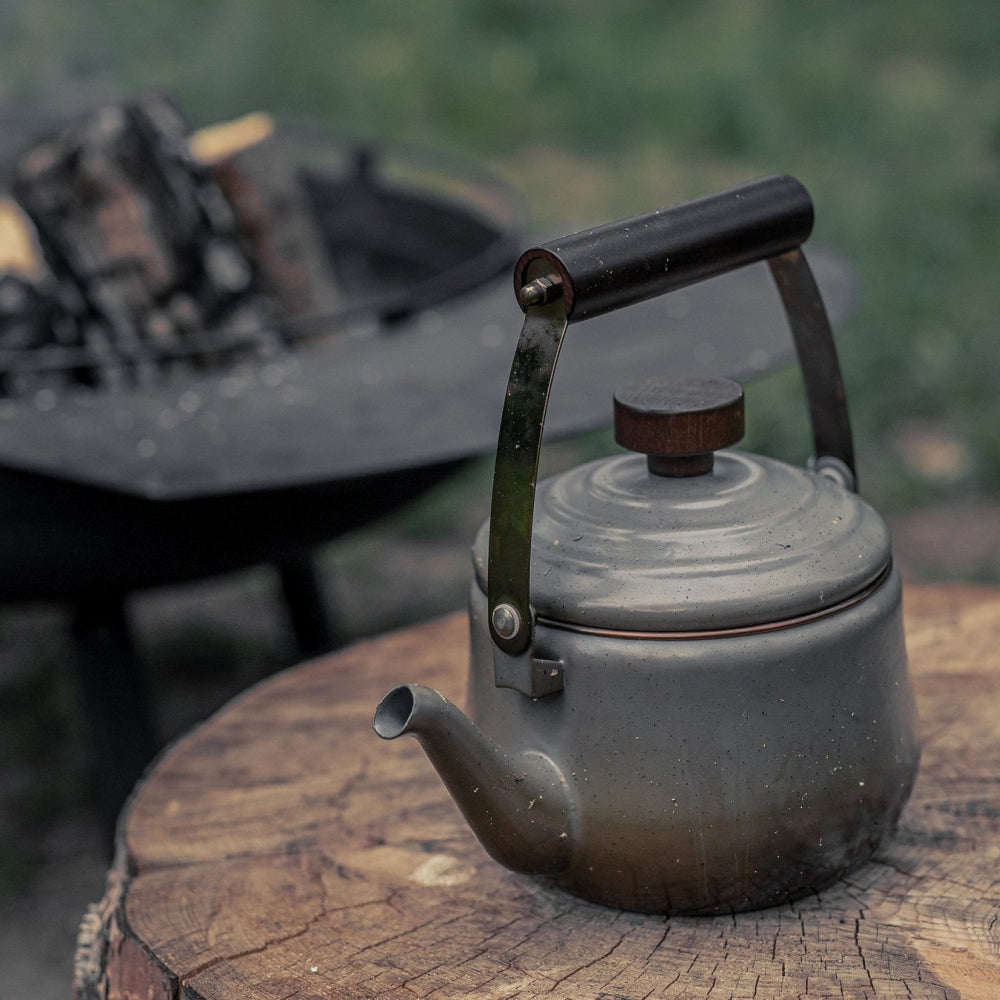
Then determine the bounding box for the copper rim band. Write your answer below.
[537,562,892,641]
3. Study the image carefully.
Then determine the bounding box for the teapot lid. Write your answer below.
[474,376,890,633]
[473,449,890,632]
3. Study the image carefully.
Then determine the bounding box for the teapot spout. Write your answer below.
[373,684,573,876]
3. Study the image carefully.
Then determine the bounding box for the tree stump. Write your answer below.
[75,584,1000,999]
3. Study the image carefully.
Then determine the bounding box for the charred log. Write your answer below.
[0,94,342,397]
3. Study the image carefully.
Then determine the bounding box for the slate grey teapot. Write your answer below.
[374,176,919,914]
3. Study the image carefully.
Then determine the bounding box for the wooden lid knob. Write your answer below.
[613,377,745,476]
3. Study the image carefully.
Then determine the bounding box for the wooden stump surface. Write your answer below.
[75,584,1000,1000]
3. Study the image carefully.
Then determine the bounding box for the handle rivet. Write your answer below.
[491,603,521,639]
[517,275,563,309]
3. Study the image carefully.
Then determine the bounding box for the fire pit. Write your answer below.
[0,98,524,592]
[0,96,526,825]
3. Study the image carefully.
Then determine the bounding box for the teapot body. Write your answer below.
[467,564,918,914]
[375,178,921,917]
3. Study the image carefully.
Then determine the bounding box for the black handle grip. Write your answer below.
[513,174,813,322]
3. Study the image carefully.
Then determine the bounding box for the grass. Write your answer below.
[3,1,998,513]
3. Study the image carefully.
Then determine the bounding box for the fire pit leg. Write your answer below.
[276,551,340,658]
[70,595,158,845]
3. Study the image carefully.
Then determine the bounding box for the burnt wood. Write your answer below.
[75,583,1000,999]
[195,115,343,320]
[9,93,279,387]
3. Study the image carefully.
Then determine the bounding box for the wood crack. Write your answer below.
[551,931,628,986]
[853,913,877,998]
[180,895,384,986]
[349,906,480,960]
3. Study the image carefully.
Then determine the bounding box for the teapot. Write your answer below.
[374,176,919,914]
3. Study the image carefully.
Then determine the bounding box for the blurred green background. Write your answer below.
[1,6,999,989]
[3,0,999,514]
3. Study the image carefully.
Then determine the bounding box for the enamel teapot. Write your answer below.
[374,176,919,914]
